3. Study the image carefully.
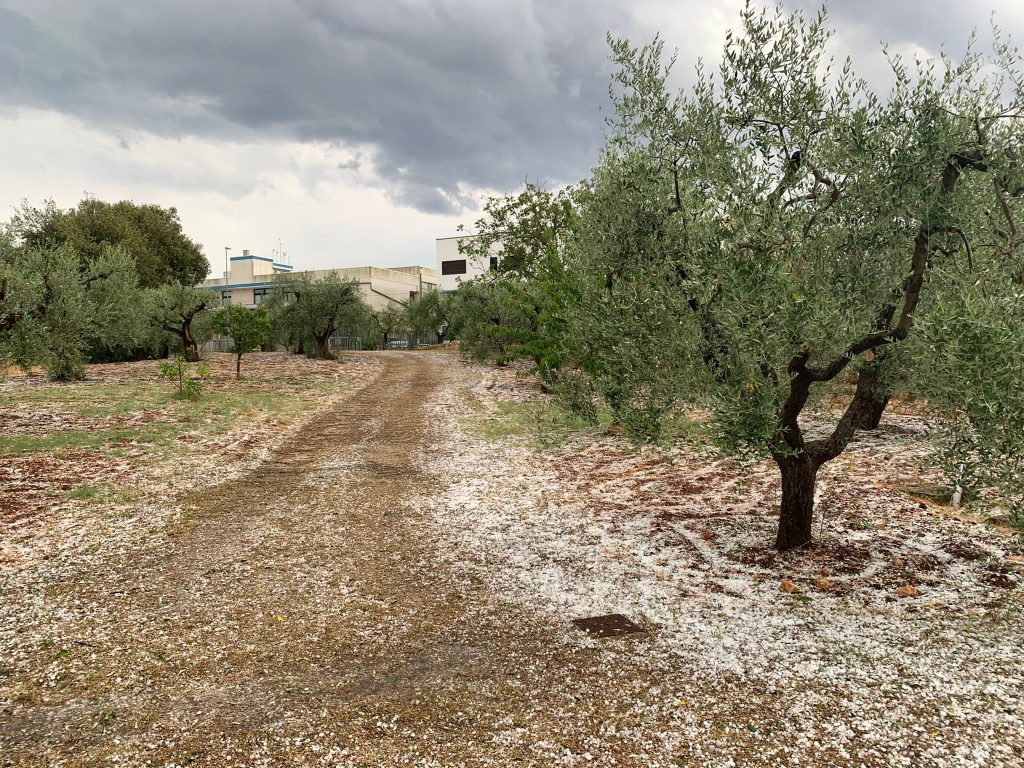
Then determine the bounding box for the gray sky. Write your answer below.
[2,1,1022,274]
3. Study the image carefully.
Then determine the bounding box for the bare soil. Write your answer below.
[2,351,1022,767]
[2,354,657,766]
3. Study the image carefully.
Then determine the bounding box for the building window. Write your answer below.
[253,287,270,305]
[221,290,231,306]
[489,255,499,271]
[441,259,467,275]
[410,290,418,300]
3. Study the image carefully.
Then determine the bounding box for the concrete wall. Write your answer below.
[436,235,497,291]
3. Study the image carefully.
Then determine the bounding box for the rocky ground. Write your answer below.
[1,350,1021,767]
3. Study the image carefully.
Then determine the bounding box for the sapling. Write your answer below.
[159,355,210,400]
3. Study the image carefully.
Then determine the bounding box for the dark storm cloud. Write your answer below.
[0,0,631,213]
[2,1,1019,215]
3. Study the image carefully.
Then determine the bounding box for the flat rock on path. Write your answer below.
[0,353,648,766]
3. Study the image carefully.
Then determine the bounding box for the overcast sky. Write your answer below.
[2,1,1022,275]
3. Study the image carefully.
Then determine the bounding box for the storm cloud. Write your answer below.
[0,1,1021,268]
[0,1,640,214]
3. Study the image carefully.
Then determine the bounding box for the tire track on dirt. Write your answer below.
[4,353,646,766]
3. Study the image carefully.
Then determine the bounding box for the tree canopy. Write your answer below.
[12,198,209,288]
[268,272,369,358]
[449,3,1024,548]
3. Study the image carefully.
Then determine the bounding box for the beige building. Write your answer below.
[202,251,438,310]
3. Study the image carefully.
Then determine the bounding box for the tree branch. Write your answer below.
[994,175,1020,265]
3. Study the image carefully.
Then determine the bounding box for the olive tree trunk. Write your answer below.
[774,454,821,550]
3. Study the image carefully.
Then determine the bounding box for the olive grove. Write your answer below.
[451,4,1024,549]
[1,227,145,380]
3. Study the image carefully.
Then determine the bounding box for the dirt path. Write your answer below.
[6,352,1020,767]
[2,353,653,766]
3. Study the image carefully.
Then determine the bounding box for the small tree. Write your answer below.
[211,305,270,378]
[406,290,453,343]
[146,284,217,361]
[159,355,211,399]
[373,304,408,348]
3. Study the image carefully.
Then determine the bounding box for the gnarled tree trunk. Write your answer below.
[163,320,200,362]
[769,152,980,550]
[856,393,890,431]
[182,324,200,362]
[853,344,891,431]
[775,453,820,550]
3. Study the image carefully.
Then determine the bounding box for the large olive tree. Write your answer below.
[567,4,1024,549]
[268,272,368,359]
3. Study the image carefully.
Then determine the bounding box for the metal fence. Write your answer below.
[203,335,233,353]
[331,330,440,351]
[203,331,441,355]
[329,336,364,352]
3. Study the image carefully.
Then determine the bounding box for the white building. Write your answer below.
[436,235,499,292]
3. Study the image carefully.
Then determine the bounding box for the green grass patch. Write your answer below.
[0,426,177,457]
[0,372,348,458]
[3,383,167,416]
[465,400,602,446]
[65,483,138,504]
[464,394,704,449]
[66,483,103,501]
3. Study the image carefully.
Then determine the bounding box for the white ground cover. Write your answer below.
[423,358,1024,767]
[0,353,384,732]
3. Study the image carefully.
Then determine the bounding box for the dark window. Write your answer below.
[489,255,499,271]
[441,259,467,275]
[410,290,418,299]
[253,287,270,305]
[221,290,231,306]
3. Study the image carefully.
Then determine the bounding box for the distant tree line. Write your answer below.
[1,196,444,381]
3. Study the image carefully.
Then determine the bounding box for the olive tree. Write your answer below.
[567,4,1024,549]
[1,232,142,380]
[406,290,453,343]
[373,303,408,348]
[269,272,367,358]
[146,283,218,361]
